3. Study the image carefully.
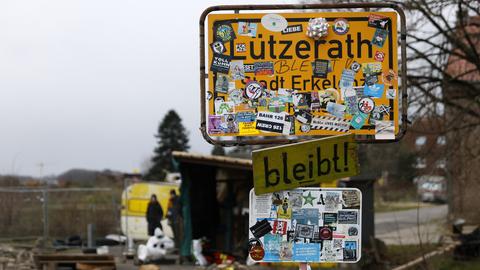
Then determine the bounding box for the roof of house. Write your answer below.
[445,16,480,81]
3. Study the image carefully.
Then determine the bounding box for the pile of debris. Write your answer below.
[202,262,249,270]
[0,244,35,270]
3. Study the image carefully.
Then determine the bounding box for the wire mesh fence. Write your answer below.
[0,187,121,242]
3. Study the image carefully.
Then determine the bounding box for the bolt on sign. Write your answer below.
[252,134,359,195]
[248,187,362,263]
[200,4,407,145]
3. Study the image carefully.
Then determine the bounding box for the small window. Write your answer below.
[437,136,446,145]
[416,136,427,146]
[415,136,427,150]
[415,157,427,168]
[436,158,446,169]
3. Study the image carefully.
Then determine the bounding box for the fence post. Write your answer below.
[42,189,49,248]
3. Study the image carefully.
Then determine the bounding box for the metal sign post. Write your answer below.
[200,3,406,266]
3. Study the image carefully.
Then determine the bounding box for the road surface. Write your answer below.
[375,204,448,245]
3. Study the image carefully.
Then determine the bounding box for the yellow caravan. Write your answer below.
[121,181,180,240]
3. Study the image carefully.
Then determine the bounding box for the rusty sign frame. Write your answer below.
[199,3,407,146]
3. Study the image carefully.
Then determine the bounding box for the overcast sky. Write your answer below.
[0,0,290,176]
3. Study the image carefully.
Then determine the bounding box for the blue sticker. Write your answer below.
[326,102,346,118]
[236,112,256,122]
[351,113,368,129]
[292,209,320,226]
[372,28,388,48]
[238,22,257,37]
[293,243,321,262]
[340,69,355,89]
[344,95,358,115]
[343,241,357,261]
[263,234,282,261]
[364,84,385,98]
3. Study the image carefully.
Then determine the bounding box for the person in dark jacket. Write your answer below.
[146,194,163,236]
[166,189,183,248]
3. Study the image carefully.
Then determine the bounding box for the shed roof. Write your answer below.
[172,151,252,170]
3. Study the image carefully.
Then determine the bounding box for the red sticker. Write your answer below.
[358,97,375,114]
[319,227,333,240]
[273,220,288,235]
[250,245,265,261]
[374,51,385,62]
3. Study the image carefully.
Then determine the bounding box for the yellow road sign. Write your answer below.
[252,134,358,195]
[205,11,399,142]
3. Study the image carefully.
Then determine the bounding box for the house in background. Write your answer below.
[402,117,447,202]
[443,15,480,224]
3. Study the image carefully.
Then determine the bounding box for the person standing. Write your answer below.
[167,189,182,249]
[146,194,163,236]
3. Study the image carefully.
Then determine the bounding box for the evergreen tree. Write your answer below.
[211,145,226,156]
[146,110,189,180]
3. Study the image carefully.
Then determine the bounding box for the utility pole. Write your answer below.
[37,162,44,179]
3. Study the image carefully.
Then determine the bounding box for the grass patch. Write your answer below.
[375,202,436,213]
[387,244,438,266]
[430,257,480,270]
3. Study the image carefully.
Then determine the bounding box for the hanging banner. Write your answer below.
[201,7,405,144]
[248,187,362,263]
[252,134,359,195]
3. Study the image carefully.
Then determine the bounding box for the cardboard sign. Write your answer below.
[252,134,359,195]
[248,187,362,263]
[206,11,399,141]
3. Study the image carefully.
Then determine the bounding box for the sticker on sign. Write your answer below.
[255,112,291,135]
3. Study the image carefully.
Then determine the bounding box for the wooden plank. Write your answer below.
[38,260,114,264]
[77,262,115,270]
[35,254,114,261]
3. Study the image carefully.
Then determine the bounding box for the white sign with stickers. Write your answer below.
[248,188,362,263]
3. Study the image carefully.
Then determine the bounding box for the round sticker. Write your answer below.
[348,227,358,236]
[350,61,361,73]
[261,14,288,32]
[244,81,264,100]
[306,17,329,39]
[332,18,349,35]
[250,245,265,261]
[216,24,234,42]
[358,97,375,114]
[382,69,398,86]
[319,227,332,240]
[300,124,311,133]
[374,51,385,62]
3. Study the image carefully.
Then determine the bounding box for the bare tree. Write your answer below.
[402,0,479,125]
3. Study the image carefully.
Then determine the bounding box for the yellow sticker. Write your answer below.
[239,122,260,135]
